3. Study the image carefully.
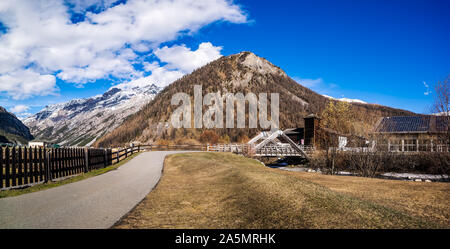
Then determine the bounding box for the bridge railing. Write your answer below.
[207,143,315,157]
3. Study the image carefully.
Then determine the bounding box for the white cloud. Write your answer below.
[0,69,57,99]
[0,0,247,99]
[10,104,30,113]
[117,42,224,89]
[423,81,431,96]
[155,42,223,73]
[293,77,325,88]
[115,61,184,89]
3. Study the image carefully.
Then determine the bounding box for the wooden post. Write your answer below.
[0,147,3,189]
[84,148,89,173]
[18,147,23,186]
[116,149,120,163]
[44,149,50,183]
[103,149,107,168]
[5,147,10,188]
[11,146,16,187]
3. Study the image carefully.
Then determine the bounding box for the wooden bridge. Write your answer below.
[207,130,314,159]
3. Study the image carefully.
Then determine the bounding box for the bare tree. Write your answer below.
[432,76,449,116]
[431,77,449,177]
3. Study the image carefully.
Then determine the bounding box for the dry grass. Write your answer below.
[114,152,449,229]
[288,172,450,227]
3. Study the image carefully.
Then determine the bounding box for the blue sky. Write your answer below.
[0,0,449,117]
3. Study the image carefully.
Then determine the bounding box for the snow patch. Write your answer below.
[323,95,367,104]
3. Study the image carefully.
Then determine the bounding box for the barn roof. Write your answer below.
[374,116,449,133]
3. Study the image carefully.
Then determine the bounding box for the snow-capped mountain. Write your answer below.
[24,84,161,147]
[322,95,367,104]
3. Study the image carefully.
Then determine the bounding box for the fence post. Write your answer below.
[103,149,107,167]
[44,149,51,183]
[116,149,120,163]
[84,148,89,173]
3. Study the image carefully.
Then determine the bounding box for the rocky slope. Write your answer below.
[24,84,160,146]
[94,51,415,147]
[0,106,34,145]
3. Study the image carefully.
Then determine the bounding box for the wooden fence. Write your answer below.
[0,146,141,191]
[1,144,208,191]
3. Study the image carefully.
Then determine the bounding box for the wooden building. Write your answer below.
[283,114,366,149]
[373,116,449,152]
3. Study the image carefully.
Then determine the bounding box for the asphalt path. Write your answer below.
[0,151,186,229]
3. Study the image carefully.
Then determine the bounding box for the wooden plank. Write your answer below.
[39,147,44,181]
[72,149,76,175]
[69,148,73,176]
[53,148,57,178]
[11,146,16,187]
[18,147,23,186]
[74,148,77,174]
[28,147,34,184]
[59,148,63,177]
[5,147,10,187]
[62,149,67,177]
[68,148,72,176]
[77,148,81,173]
[71,148,75,174]
[66,148,70,176]
[44,148,49,182]
[49,148,54,179]
[33,147,38,183]
[76,148,81,173]
[57,148,61,178]
[24,147,28,185]
[0,147,3,189]
[52,148,56,179]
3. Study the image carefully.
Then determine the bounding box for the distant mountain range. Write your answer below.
[0,106,34,145]
[24,84,161,146]
[94,51,415,147]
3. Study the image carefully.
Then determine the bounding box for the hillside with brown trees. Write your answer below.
[94,52,415,147]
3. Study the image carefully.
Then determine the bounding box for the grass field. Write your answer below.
[0,152,142,198]
[114,152,449,229]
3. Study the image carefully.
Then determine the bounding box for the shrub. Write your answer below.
[308,151,450,176]
[199,130,219,144]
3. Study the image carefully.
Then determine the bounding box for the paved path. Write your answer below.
[0,151,186,229]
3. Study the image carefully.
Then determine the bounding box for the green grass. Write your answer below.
[0,152,142,199]
[115,152,448,229]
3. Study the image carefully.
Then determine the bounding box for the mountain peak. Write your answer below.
[24,83,161,147]
[231,51,287,77]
